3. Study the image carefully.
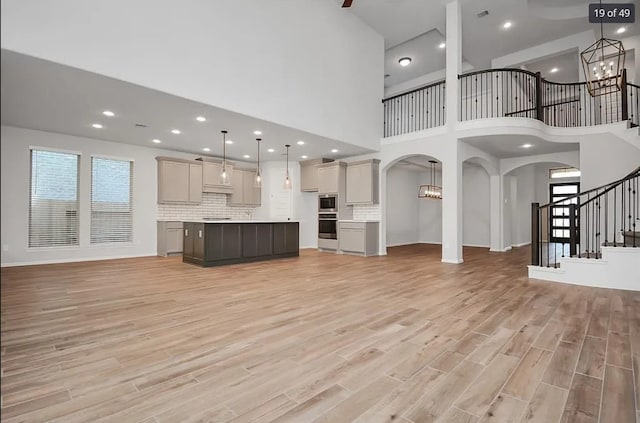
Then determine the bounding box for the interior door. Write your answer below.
[549,182,580,243]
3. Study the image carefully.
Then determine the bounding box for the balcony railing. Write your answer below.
[381,68,636,137]
[383,81,446,138]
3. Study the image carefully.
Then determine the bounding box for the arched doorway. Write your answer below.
[383,154,443,257]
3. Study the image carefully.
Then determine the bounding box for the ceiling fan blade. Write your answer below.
[342,0,353,7]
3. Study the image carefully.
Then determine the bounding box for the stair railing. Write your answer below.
[531,166,639,268]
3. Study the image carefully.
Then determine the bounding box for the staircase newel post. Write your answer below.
[535,72,543,122]
[569,203,577,257]
[531,202,540,265]
[621,68,628,122]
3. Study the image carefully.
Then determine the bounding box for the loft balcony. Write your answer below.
[382,68,639,138]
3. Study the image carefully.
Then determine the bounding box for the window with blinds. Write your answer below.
[29,149,80,247]
[91,157,133,244]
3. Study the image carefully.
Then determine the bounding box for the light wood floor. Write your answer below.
[1,244,638,423]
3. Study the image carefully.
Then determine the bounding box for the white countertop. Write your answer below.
[159,219,299,223]
[338,220,380,223]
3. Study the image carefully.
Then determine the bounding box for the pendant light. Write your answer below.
[283,144,292,190]
[220,130,230,185]
[254,138,262,188]
[580,0,626,97]
[418,160,442,199]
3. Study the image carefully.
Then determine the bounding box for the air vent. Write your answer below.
[134,123,148,128]
[477,10,489,18]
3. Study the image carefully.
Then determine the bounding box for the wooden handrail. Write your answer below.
[383,80,445,102]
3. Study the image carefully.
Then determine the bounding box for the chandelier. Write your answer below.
[418,160,442,200]
[580,1,625,97]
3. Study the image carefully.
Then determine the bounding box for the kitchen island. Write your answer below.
[182,220,299,267]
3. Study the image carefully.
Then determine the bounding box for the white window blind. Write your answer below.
[91,157,133,244]
[29,149,80,247]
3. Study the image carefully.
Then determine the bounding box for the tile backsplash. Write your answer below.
[157,193,257,220]
[352,204,381,221]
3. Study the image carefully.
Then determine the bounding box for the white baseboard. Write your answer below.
[490,247,512,252]
[442,258,464,264]
[386,241,421,247]
[1,253,158,267]
[512,242,531,248]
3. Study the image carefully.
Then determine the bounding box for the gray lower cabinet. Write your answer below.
[338,221,379,256]
[183,222,205,265]
[157,221,184,256]
[273,223,299,254]
[242,224,273,257]
[183,222,298,267]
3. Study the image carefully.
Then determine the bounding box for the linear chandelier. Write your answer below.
[418,160,442,199]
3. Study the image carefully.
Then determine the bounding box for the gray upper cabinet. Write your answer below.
[229,168,261,206]
[317,161,346,195]
[199,158,234,194]
[157,157,203,204]
[346,159,380,205]
[299,158,333,192]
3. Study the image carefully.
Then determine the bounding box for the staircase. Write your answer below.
[528,167,640,291]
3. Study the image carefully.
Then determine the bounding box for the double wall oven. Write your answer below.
[318,195,338,240]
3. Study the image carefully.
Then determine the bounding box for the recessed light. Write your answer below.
[398,57,412,67]
[550,67,558,73]
[102,110,115,117]
[297,140,305,145]
[522,143,533,148]
[502,21,512,29]
[253,130,262,135]
[331,149,339,153]
[301,155,308,159]
[617,27,626,34]
[243,154,250,159]
[152,139,162,144]
[196,116,206,122]
[203,147,211,152]
[226,140,233,144]
[267,148,275,153]
[171,129,181,134]
[438,42,446,49]
[92,123,103,129]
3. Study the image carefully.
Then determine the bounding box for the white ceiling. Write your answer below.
[522,50,580,83]
[0,50,375,163]
[463,135,578,158]
[384,29,449,87]
[347,0,639,88]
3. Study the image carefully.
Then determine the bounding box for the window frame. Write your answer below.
[28,147,81,249]
[90,154,135,245]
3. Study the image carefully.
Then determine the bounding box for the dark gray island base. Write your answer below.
[182,221,299,267]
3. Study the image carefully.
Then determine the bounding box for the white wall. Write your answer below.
[386,167,420,246]
[491,31,595,69]
[0,0,384,150]
[0,126,317,266]
[462,163,491,247]
[580,135,640,190]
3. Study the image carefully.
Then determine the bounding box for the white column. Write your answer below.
[489,175,502,251]
[441,147,463,263]
[441,0,464,263]
[445,0,461,130]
